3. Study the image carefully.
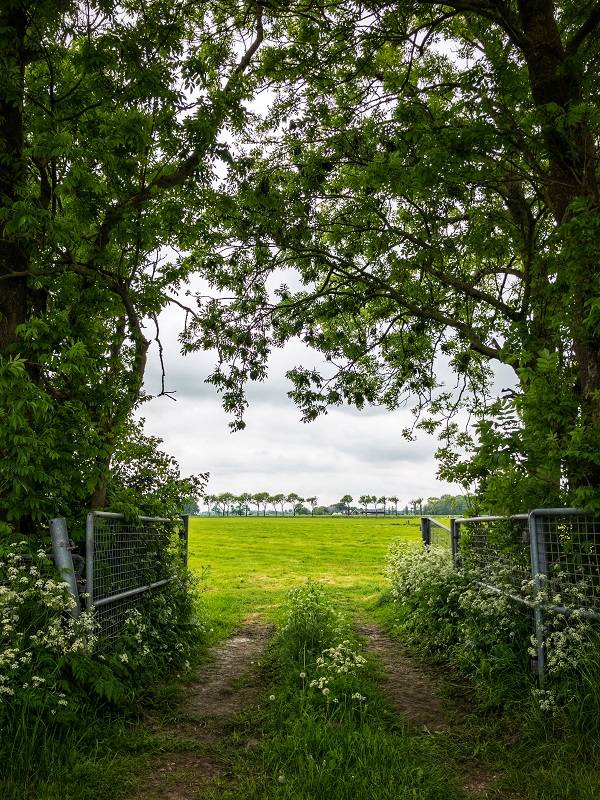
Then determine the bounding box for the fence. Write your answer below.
[421,509,600,684]
[50,512,189,647]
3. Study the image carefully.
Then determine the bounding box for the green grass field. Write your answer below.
[188,515,423,639]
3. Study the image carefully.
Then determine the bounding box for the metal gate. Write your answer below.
[50,512,189,646]
[421,509,600,683]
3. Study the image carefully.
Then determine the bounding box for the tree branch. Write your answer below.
[91,9,265,262]
[567,0,600,54]
[326,256,504,361]
[151,312,177,400]
[416,0,526,49]
[225,7,264,91]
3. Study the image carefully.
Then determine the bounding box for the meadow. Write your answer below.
[188,515,423,639]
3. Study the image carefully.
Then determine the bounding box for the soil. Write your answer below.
[358,622,500,798]
[129,621,273,800]
[131,619,503,799]
[357,623,448,733]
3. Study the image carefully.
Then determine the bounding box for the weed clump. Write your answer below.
[281,582,344,657]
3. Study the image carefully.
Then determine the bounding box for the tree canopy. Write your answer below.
[0,0,263,531]
[4,0,600,532]
[185,0,600,512]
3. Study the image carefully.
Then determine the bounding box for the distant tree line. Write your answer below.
[189,492,468,517]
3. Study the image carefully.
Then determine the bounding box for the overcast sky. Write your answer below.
[139,290,516,508]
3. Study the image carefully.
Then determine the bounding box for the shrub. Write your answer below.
[385,542,465,653]
[0,543,98,719]
[0,540,205,792]
[385,539,600,724]
[280,582,344,659]
[386,541,532,705]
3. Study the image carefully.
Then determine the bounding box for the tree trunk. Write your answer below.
[90,481,109,511]
[0,8,31,531]
[517,1,600,495]
[0,8,29,356]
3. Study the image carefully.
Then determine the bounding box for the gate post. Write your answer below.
[50,518,81,617]
[528,510,548,685]
[420,517,431,547]
[180,514,189,567]
[450,518,460,565]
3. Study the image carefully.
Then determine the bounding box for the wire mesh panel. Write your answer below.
[430,522,452,551]
[86,512,184,646]
[532,511,600,616]
[93,593,141,644]
[457,516,531,595]
[455,511,600,682]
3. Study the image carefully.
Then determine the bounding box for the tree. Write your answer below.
[286,492,302,516]
[409,498,423,516]
[270,493,285,516]
[0,0,265,533]
[276,493,286,516]
[181,499,199,515]
[251,493,262,516]
[239,493,252,516]
[340,495,353,516]
[107,419,206,520]
[230,495,243,516]
[358,495,370,515]
[188,1,600,513]
[306,496,318,516]
[313,505,328,516]
[388,496,399,516]
[214,493,230,517]
[253,491,270,517]
[378,496,387,516]
[424,495,468,516]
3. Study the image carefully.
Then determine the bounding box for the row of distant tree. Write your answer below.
[183,493,468,517]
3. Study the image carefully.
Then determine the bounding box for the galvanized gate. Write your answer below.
[421,509,600,683]
[50,512,189,646]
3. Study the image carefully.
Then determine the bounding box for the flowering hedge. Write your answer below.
[0,541,204,724]
[385,540,600,719]
[386,541,534,705]
[0,543,98,719]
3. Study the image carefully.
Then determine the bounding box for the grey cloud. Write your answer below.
[138,300,470,505]
[140,390,459,507]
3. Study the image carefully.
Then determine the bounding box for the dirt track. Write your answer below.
[129,621,273,800]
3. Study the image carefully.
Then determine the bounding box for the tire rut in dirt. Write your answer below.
[358,622,502,798]
[128,621,274,800]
